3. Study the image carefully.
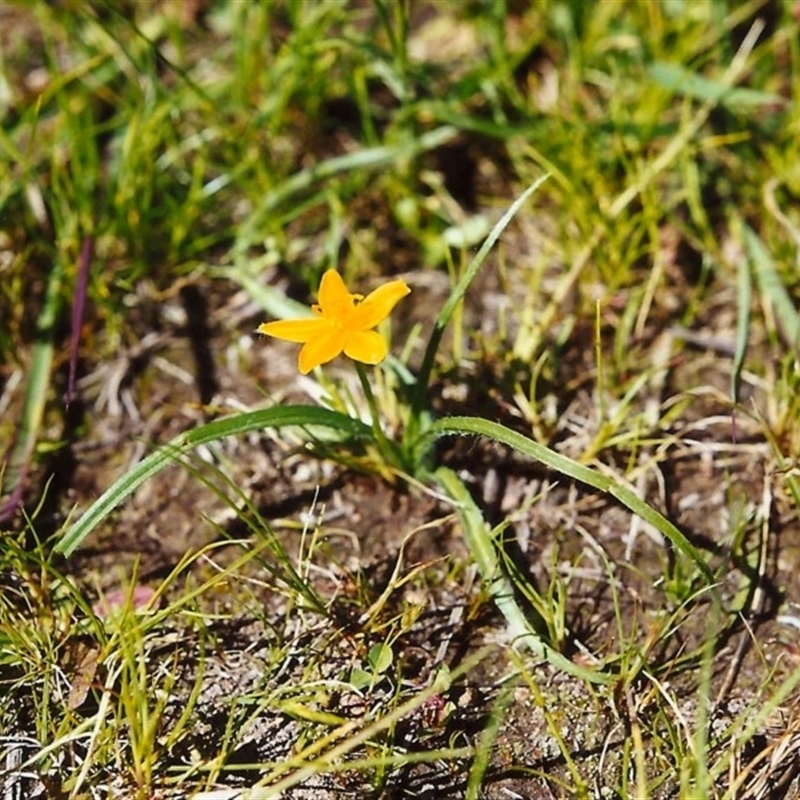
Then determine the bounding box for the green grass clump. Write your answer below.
[2,1,800,797]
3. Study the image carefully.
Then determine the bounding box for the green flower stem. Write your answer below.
[355,362,399,469]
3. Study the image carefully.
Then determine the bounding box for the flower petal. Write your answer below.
[343,329,388,365]
[350,279,411,330]
[317,269,356,319]
[298,328,345,373]
[258,318,329,343]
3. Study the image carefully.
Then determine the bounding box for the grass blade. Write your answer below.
[1,262,64,521]
[235,125,458,253]
[743,222,800,352]
[410,175,549,422]
[648,62,783,109]
[732,221,751,408]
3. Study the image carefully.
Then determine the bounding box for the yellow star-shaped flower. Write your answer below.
[257,269,411,374]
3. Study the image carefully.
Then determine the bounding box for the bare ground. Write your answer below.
[4,239,800,798]
[1,6,798,791]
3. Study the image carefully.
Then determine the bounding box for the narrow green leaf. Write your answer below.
[410,176,549,425]
[229,255,313,321]
[649,62,783,108]
[236,125,458,252]
[56,406,370,556]
[434,466,613,685]
[427,417,713,582]
[1,261,63,519]
[732,218,751,406]
[743,223,800,351]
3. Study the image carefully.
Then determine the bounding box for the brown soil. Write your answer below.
[3,253,799,798]
[1,4,799,797]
